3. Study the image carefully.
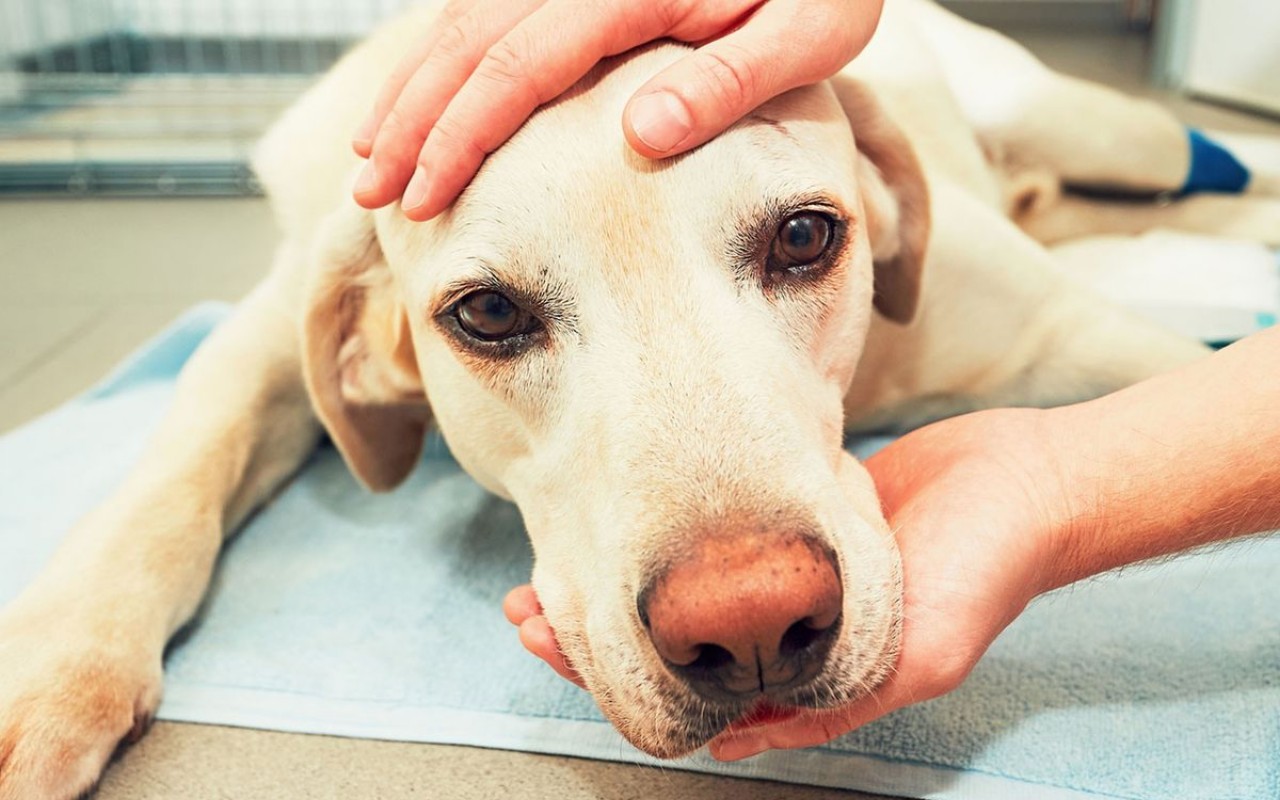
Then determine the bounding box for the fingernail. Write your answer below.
[403,166,430,211]
[354,160,378,196]
[629,91,693,153]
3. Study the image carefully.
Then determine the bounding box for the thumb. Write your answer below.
[622,0,876,158]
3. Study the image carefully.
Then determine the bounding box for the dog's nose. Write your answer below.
[639,533,843,702]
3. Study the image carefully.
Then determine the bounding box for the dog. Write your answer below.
[3,0,1279,795]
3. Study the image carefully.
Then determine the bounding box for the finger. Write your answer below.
[353,0,493,158]
[354,0,547,208]
[709,689,903,761]
[623,0,882,159]
[351,1,469,158]
[518,616,585,688]
[502,584,542,625]
[397,0,730,220]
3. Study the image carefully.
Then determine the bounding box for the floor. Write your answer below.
[2,23,1278,800]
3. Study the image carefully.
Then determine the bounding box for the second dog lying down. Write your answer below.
[3,0,1280,796]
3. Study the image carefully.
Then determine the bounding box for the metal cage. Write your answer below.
[0,0,412,195]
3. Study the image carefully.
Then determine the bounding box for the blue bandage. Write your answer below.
[1182,128,1251,194]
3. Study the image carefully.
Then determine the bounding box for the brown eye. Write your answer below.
[454,290,535,341]
[772,212,834,267]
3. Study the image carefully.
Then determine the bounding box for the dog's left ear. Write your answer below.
[830,76,931,324]
[300,204,431,491]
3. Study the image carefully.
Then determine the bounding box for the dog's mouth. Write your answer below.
[713,699,805,742]
[602,670,829,759]
[603,699,801,759]
[735,698,804,728]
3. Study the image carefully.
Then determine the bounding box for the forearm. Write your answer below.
[1044,326,1280,589]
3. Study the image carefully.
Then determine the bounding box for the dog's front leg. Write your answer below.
[0,261,319,800]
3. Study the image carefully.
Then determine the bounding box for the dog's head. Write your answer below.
[300,45,928,757]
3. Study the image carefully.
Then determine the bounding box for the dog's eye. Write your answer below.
[771,212,834,267]
[453,291,536,341]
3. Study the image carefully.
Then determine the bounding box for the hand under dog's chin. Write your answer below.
[604,689,844,760]
[586,627,899,760]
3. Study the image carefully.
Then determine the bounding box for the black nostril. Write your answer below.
[780,620,821,655]
[779,614,839,657]
[687,644,734,671]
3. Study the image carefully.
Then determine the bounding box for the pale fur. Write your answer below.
[4,0,1280,795]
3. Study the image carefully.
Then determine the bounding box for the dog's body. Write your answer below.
[3,0,1280,795]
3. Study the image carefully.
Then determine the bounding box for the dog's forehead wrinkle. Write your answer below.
[746,111,800,144]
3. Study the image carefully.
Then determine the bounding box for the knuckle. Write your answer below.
[815,716,848,744]
[378,104,420,141]
[430,117,487,163]
[921,650,977,697]
[808,1,849,40]
[476,38,542,104]
[433,17,478,61]
[697,47,759,110]
[653,0,689,32]
[440,0,476,19]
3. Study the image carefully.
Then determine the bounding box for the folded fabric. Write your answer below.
[1,304,1276,800]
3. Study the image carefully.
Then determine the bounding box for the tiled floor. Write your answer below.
[1,22,1278,800]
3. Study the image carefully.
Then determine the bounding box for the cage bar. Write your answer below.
[0,0,413,195]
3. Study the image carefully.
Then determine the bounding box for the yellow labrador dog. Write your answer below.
[3,0,1279,795]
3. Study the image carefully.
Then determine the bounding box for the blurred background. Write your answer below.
[0,0,413,194]
[0,0,1277,196]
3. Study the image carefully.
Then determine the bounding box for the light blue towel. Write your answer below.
[1,303,1277,800]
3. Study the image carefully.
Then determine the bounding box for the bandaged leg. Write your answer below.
[1182,129,1251,194]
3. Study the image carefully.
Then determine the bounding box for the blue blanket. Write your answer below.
[1,303,1276,800]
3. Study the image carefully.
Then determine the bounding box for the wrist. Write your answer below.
[1006,405,1095,600]
[1031,400,1113,594]
[931,406,1095,604]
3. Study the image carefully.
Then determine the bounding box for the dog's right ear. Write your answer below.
[301,205,430,492]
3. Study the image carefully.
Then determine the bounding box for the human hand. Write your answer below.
[503,583,583,688]
[709,408,1076,759]
[503,407,1079,758]
[352,0,885,220]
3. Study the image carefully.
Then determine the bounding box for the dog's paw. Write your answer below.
[0,603,162,800]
